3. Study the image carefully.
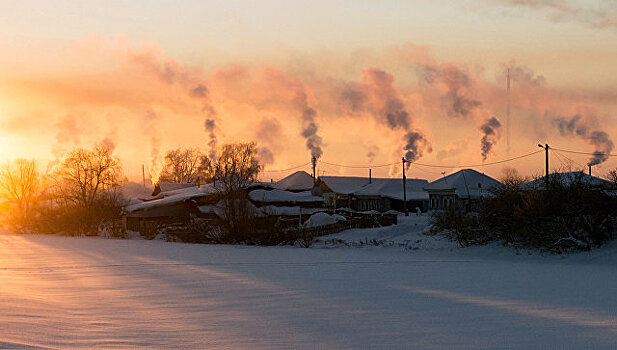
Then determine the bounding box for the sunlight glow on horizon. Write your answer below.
[0,1,616,181]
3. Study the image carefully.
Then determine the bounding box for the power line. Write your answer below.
[319,160,398,169]
[553,150,586,170]
[409,150,544,169]
[551,147,617,157]
[261,162,311,173]
[319,150,542,170]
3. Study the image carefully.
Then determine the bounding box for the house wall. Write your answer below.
[429,193,457,211]
[428,193,483,212]
[389,198,429,213]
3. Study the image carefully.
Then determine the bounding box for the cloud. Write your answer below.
[491,0,617,29]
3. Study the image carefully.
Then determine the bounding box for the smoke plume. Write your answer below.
[554,114,614,166]
[480,117,502,161]
[295,91,323,159]
[404,131,431,167]
[340,68,431,167]
[52,115,81,159]
[366,145,379,163]
[500,61,547,87]
[256,117,283,166]
[144,109,163,184]
[418,64,481,118]
[191,83,218,162]
[257,147,275,166]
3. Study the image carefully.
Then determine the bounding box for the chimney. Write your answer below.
[151,183,162,196]
[589,164,592,177]
[197,176,201,188]
[369,168,372,184]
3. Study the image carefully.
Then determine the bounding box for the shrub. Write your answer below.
[479,175,617,252]
[430,207,491,247]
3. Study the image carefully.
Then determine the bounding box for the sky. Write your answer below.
[0,0,616,182]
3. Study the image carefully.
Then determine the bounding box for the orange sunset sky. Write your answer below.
[1,0,616,182]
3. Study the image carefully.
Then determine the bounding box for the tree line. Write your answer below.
[0,142,261,236]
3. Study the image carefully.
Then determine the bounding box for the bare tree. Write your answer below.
[607,169,617,185]
[213,142,261,242]
[0,159,39,225]
[499,166,530,188]
[160,148,212,183]
[49,144,123,234]
[53,144,122,209]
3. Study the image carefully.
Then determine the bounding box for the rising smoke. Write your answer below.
[191,84,218,162]
[480,117,502,161]
[340,68,431,168]
[295,91,323,159]
[144,109,162,184]
[404,131,431,166]
[554,114,614,166]
[418,64,481,118]
[256,117,283,166]
[366,145,379,163]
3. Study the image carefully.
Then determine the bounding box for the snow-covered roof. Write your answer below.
[424,169,503,198]
[521,171,613,190]
[158,182,196,193]
[198,199,264,219]
[259,206,326,216]
[249,189,324,204]
[317,176,372,194]
[276,171,314,191]
[126,184,218,212]
[353,178,429,201]
[119,181,154,205]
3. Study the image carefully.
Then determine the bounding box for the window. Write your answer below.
[431,198,439,210]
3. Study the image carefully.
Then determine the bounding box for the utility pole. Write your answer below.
[311,156,317,185]
[538,144,549,190]
[402,157,408,216]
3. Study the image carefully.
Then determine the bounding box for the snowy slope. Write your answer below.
[2,231,617,348]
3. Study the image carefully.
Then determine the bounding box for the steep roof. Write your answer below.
[276,171,314,191]
[424,169,503,198]
[126,185,217,212]
[317,176,372,194]
[522,171,613,190]
[353,178,429,201]
[158,182,196,193]
[248,189,324,204]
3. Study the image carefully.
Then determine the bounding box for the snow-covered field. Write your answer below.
[2,216,617,349]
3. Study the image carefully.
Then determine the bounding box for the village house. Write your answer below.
[124,177,329,233]
[352,178,429,212]
[312,176,372,209]
[424,169,503,211]
[124,183,222,233]
[291,172,430,212]
[274,171,315,192]
[521,171,615,191]
[248,187,326,223]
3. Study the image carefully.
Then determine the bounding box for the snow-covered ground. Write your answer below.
[2,217,617,349]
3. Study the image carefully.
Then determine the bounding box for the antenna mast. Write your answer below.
[506,68,511,155]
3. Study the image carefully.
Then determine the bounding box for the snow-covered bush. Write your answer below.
[303,212,336,228]
[480,177,617,252]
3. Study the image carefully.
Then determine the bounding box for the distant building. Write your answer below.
[353,178,429,212]
[275,171,315,192]
[313,176,372,209]
[424,169,503,211]
[312,174,429,212]
[521,171,614,191]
